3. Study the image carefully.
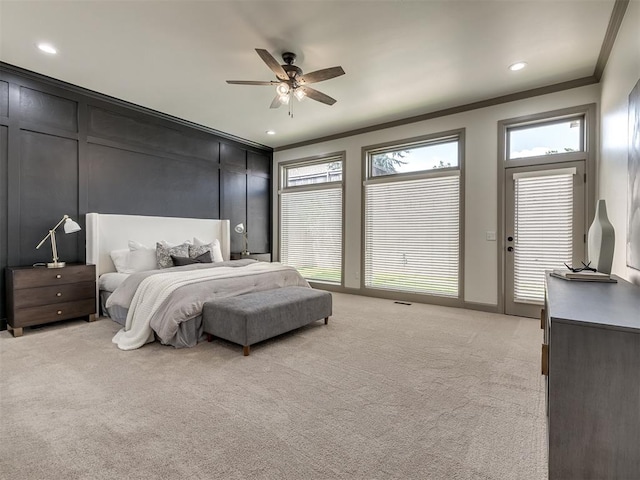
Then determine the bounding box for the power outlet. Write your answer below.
[355,271,360,280]
[486,231,497,241]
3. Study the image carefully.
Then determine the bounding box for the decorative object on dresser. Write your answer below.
[234,222,249,255]
[35,215,82,268]
[543,272,640,479]
[587,199,615,274]
[230,252,271,262]
[5,264,97,337]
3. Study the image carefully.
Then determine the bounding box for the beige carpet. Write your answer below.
[0,293,547,479]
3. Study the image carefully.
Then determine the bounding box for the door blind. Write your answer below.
[514,172,574,304]
[364,174,459,297]
[280,187,342,283]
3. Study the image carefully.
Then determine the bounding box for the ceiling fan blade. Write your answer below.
[297,66,345,85]
[255,49,289,81]
[270,95,282,109]
[299,86,337,106]
[226,80,279,86]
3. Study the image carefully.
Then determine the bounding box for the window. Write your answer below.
[279,155,343,284]
[508,117,584,160]
[370,139,459,177]
[513,169,575,303]
[364,133,462,298]
[500,104,594,318]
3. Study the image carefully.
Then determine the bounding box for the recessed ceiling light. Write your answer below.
[509,62,527,71]
[266,130,276,135]
[37,43,57,55]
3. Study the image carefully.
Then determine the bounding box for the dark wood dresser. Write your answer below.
[543,273,640,479]
[6,264,97,337]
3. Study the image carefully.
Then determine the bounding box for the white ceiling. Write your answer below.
[0,0,615,149]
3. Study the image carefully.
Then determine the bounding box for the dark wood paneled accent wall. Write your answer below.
[0,64,273,329]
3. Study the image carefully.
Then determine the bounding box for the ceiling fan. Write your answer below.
[226,49,345,115]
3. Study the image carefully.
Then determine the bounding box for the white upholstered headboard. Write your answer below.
[86,213,231,277]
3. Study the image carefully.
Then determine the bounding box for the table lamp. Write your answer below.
[234,223,249,255]
[35,215,82,268]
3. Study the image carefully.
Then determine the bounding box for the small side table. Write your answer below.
[5,264,97,337]
[230,253,271,262]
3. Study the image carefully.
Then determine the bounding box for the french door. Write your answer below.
[504,161,586,317]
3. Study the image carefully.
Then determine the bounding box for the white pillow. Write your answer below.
[193,237,224,263]
[109,249,133,274]
[128,240,157,272]
[159,239,192,247]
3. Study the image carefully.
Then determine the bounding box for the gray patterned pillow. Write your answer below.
[189,243,212,259]
[156,242,189,269]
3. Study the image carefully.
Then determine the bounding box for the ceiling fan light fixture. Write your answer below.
[276,82,290,96]
[279,94,290,105]
[226,49,345,115]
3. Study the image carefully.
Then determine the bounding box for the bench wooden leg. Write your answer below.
[207,333,213,342]
[324,317,329,325]
[243,345,250,356]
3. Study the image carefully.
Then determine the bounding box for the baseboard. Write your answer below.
[462,301,500,314]
[309,282,501,314]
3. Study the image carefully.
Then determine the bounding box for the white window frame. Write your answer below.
[278,152,345,286]
[361,130,465,306]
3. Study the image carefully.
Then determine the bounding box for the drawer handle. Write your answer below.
[57,310,62,315]
[56,292,62,297]
[56,274,62,279]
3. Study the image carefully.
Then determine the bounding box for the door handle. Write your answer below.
[507,246,513,252]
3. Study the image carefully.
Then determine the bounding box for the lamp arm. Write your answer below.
[35,230,52,249]
[50,230,59,263]
[35,215,68,249]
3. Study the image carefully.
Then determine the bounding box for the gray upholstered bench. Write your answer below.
[203,286,332,356]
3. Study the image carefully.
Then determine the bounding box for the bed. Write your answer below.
[86,213,309,350]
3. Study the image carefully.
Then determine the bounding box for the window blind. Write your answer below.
[514,172,574,304]
[280,187,342,284]
[364,174,459,297]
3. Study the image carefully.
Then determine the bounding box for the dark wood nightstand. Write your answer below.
[5,264,97,337]
[230,253,271,262]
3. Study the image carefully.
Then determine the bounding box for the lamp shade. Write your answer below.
[234,223,245,234]
[64,218,81,233]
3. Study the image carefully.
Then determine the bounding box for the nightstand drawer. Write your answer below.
[11,265,95,289]
[11,299,96,328]
[12,281,95,309]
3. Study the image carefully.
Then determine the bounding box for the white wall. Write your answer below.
[274,84,600,306]
[599,1,640,285]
